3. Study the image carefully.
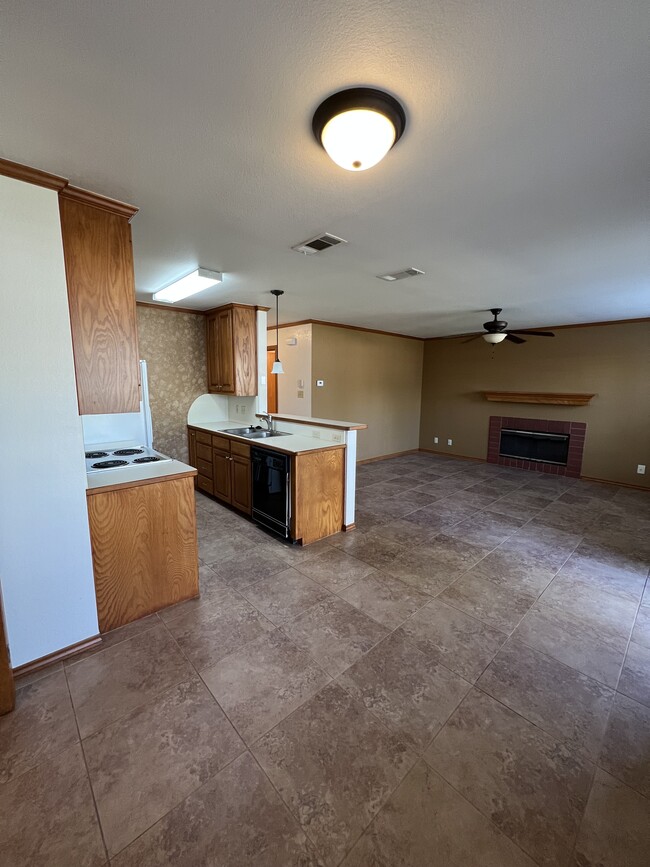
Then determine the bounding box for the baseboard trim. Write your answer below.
[580,474,649,492]
[343,523,356,532]
[357,449,420,465]
[13,635,102,678]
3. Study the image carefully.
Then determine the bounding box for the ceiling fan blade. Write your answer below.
[505,333,526,344]
[508,330,555,337]
[462,334,484,343]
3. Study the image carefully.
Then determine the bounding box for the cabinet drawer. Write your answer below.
[212,434,231,452]
[196,443,212,462]
[196,474,214,495]
[197,458,213,477]
[231,440,251,459]
[196,430,212,446]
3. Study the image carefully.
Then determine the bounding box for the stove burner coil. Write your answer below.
[91,459,129,469]
[85,451,108,459]
[132,456,162,464]
[112,448,145,456]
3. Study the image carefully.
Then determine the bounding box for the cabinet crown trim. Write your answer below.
[59,185,138,221]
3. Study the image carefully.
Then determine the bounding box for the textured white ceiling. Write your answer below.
[1,0,648,336]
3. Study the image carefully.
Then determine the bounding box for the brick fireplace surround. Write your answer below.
[487,415,586,477]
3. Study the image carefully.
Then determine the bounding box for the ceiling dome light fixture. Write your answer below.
[312,88,406,172]
[483,332,507,344]
[270,290,285,375]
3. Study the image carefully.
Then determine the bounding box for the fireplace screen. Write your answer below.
[499,428,570,466]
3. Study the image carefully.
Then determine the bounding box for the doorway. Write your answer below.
[266,347,278,413]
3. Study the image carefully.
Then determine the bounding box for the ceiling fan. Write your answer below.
[464,308,555,345]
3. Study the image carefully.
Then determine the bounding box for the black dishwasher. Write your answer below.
[251,447,291,539]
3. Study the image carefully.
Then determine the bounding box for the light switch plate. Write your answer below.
[316,380,324,387]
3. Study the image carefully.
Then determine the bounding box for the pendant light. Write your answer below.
[270,290,284,374]
[312,88,406,172]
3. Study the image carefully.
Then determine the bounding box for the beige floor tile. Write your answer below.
[514,603,626,688]
[557,552,647,603]
[67,624,195,738]
[328,535,406,572]
[598,693,650,798]
[111,751,325,866]
[341,760,536,867]
[240,567,332,626]
[0,743,105,867]
[199,528,257,563]
[618,641,650,707]
[202,630,331,744]
[165,586,274,670]
[426,689,593,867]
[156,564,231,622]
[338,634,471,752]
[210,546,290,590]
[338,571,430,628]
[383,547,460,596]
[478,639,614,760]
[64,613,161,666]
[537,574,638,643]
[631,603,650,648]
[572,769,650,867]
[0,669,78,784]
[252,682,415,866]
[464,548,557,597]
[83,678,244,856]
[440,571,535,633]
[397,599,507,682]
[293,546,377,592]
[281,596,388,677]
[420,533,491,569]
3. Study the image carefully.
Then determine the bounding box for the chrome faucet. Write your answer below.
[260,413,274,431]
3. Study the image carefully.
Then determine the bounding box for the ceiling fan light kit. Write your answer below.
[464,308,556,346]
[312,87,406,172]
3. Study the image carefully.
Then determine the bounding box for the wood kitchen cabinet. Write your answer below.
[188,427,252,515]
[206,304,257,396]
[87,475,199,632]
[59,188,141,414]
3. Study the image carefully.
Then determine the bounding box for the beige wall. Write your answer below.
[419,321,650,488]
[311,324,424,461]
[136,305,206,462]
[273,323,313,415]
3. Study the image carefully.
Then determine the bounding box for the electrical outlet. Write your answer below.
[297,390,304,398]
[433,436,439,444]
[447,438,453,446]
[313,430,321,439]
[638,464,646,475]
[332,433,342,443]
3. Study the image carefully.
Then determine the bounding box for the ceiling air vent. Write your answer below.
[377,267,425,281]
[291,233,348,255]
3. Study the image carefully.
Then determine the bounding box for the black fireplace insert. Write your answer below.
[499,428,570,466]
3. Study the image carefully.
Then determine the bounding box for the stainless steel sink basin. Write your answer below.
[223,427,291,439]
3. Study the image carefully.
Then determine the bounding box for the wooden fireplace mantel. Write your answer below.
[483,391,595,407]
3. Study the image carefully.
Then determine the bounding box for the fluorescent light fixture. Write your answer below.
[153,268,222,303]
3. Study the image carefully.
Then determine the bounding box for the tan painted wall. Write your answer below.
[419,321,650,488]
[136,306,207,462]
[311,324,424,461]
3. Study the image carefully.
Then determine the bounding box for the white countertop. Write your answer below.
[255,413,367,430]
[189,420,346,454]
[86,459,196,491]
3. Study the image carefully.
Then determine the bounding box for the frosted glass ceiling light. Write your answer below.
[153,268,221,303]
[270,290,284,374]
[313,88,406,172]
[483,332,507,344]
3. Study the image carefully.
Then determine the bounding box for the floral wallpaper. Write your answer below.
[136,305,206,463]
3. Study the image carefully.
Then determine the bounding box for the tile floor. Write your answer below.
[1,452,649,866]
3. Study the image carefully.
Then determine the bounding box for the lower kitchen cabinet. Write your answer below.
[87,475,199,632]
[292,449,344,545]
[188,427,251,516]
[231,443,252,514]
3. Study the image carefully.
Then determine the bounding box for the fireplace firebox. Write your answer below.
[499,429,569,466]
[487,416,586,477]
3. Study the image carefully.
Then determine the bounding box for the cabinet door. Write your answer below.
[213,448,232,503]
[231,454,252,515]
[188,428,197,469]
[216,308,235,394]
[60,197,141,414]
[206,314,221,392]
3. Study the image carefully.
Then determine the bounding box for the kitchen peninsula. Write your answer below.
[187,404,366,545]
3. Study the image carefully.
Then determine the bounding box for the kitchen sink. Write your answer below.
[223,427,292,439]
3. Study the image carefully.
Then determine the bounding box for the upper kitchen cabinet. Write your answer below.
[206,303,257,396]
[59,188,141,414]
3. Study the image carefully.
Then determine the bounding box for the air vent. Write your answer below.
[377,267,425,281]
[291,233,348,255]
